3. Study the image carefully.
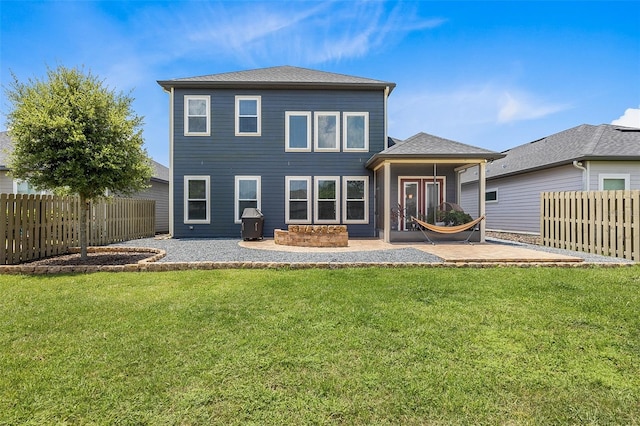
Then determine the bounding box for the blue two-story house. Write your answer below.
[158,66,500,242]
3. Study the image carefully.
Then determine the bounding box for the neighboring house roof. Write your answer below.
[0,131,12,171]
[0,130,168,181]
[157,65,396,92]
[366,132,504,169]
[483,124,640,180]
[150,160,169,183]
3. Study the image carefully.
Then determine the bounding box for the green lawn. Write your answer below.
[1,267,639,425]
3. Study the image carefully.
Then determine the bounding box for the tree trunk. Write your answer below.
[79,195,89,260]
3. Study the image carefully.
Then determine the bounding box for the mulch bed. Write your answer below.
[24,252,152,267]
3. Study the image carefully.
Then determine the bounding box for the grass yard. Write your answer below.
[1,267,639,425]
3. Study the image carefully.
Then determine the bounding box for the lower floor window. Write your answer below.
[286,177,311,223]
[184,176,210,224]
[315,177,340,223]
[600,174,629,190]
[14,180,48,195]
[343,177,368,223]
[181,174,369,227]
[235,176,261,223]
[485,190,498,202]
[286,175,368,224]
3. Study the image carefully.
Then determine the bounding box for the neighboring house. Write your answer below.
[460,124,640,234]
[158,66,502,242]
[0,130,169,234]
[130,160,170,234]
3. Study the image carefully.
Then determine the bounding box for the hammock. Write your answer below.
[411,215,485,244]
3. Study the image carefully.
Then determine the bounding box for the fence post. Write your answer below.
[633,191,640,262]
[1,194,8,264]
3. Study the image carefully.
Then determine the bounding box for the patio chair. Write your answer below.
[411,215,485,245]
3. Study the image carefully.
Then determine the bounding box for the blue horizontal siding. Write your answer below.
[172,88,386,238]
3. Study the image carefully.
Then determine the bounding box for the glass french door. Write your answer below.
[400,178,445,230]
[425,182,441,223]
[403,181,419,230]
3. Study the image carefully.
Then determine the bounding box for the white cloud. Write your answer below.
[611,108,640,128]
[389,84,571,140]
[153,1,446,66]
[497,91,570,124]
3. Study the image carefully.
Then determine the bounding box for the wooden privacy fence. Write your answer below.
[1,194,155,265]
[541,190,640,262]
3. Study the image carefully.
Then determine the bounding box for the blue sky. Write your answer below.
[2,0,639,166]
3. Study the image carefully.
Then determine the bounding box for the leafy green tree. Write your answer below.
[5,65,152,259]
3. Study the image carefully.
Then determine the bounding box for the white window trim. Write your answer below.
[486,188,499,203]
[234,176,261,224]
[184,175,210,224]
[235,95,261,136]
[285,176,312,224]
[343,112,369,152]
[314,112,340,152]
[314,176,340,224]
[285,111,312,152]
[599,173,630,190]
[13,180,49,195]
[184,95,210,136]
[342,176,368,224]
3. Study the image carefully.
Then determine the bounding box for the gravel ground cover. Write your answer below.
[112,237,633,264]
[113,238,442,263]
[484,237,633,264]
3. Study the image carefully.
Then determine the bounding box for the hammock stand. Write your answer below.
[411,215,485,245]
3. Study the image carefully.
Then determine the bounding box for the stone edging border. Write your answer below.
[0,256,635,275]
[0,247,166,275]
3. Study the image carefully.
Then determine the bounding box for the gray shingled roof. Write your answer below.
[366,132,504,169]
[0,131,12,170]
[158,65,396,92]
[484,124,640,180]
[150,160,169,182]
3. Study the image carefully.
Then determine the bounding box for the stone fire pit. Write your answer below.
[274,225,348,247]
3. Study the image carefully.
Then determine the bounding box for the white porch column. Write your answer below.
[383,161,391,243]
[478,161,486,243]
[168,86,175,237]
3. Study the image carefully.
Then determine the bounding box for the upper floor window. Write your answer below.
[344,112,369,151]
[315,177,340,223]
[236,96,261,136]
[235,176,261,223]
[285,111,311,152]
[184,95,210,136]
[184,176,210,224]
[314,112,340,152]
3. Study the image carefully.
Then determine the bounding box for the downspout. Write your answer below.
[384,86,390,149]
[164,86,175,237]
[572,160,588,191]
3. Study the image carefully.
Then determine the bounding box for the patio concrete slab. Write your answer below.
[413,243,583,263]
[239,239,584,263]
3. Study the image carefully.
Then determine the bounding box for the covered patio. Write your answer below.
[366,133,505,243]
